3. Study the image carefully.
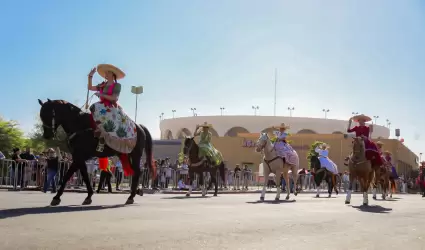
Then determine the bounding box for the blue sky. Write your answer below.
[1,0,425,156]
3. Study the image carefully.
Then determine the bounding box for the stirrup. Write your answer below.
[96,141,105,152]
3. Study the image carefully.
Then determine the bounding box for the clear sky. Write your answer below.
[1,1,424,156]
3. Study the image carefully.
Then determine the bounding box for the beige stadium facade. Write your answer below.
[159,116,418,177]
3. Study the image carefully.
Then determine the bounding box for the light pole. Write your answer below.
[190,108,196,116]
[159,112,164,121]
[373,115,379,124]
[220,107,225,116]
[420,153,422,162]
[131,86,143,123]
[252,106,259,116]
[386,119,391,127]
[171,110,176,118]
[288,106,295,117]
[322,109,330,119]
[194,113,198,117]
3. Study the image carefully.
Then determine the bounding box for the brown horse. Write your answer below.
[345,137,374,206]
[374,164,391,200]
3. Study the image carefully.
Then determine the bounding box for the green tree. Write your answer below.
[0,118,26,157]
[30,118,69,152]
[307,141,325,170]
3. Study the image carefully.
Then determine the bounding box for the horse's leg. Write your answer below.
[327,174,333,198]
[51,162,79,206]
[126,154,141,205]
[212,168,218,197]
[315,172,321,198]
[283,168,290,200]
[345,172,354,204]
[292,165,298,197]
[275,170,282,201]
[260,163,269,201]
[78,161,94,205]
[363,170,374,206]
[200,171,207,197]
[372,167,379,200]
[186,169,194,197]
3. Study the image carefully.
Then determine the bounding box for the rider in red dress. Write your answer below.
[347,114,383,166]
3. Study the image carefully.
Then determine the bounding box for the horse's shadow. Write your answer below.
[247,200,296,204]
[314,196,337,199]
[162,196,212,200]
[351,205,392,213]
[0,204,125,220]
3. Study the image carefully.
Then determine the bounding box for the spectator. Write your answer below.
[233,164,241,190]
[43,147,62,193]
[11,148,27,190]
[96,159,113,193]
[242,165,250,190]
[113,157,123,191]
[342,171,349,192]
[0,151,5,160]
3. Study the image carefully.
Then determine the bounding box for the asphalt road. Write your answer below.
[0,190,424,250]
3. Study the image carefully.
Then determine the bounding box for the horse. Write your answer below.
[310,155,338,198]
[374,164,391,200]
[182,137,225,197]
[255,133,299,201]
[345,137,374,206]
[38,99,153,206]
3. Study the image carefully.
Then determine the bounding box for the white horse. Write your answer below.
[255,133,300,201]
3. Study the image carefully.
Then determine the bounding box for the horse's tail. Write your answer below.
[141,125,155,178]
[218,162,226,182]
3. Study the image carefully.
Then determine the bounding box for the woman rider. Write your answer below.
[347,114,383,166]
[87,64,136,175]
[272,123,294,158]
[193,122,223,166]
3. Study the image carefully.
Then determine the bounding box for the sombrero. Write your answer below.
[273,123,290,130]
[199,122,212,128]
[351,114,372,122]
[376,141,384,145]
[97,64,126,80]
[321,143,330,149]
[384,150,392,155]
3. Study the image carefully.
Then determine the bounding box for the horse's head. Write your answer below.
[310,155,320,170]
[182,136,197,156]
[352,136,366,157]
[38,99,61,139]
[38,99,75,139]
[255,133,269,153]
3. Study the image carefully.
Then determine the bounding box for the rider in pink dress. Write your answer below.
[347,114,383,166]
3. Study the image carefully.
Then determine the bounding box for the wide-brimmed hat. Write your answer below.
[384,150,392,155]
[273,123,290,130]
[376,141,384,146]
[320,143,330,149]
[97,64,126,80]
[198,122,212,128]
[351,114,372,122]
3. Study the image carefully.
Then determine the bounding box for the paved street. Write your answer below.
[0,190,424,250]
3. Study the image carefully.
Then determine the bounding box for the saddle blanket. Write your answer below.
[91,102,137,154]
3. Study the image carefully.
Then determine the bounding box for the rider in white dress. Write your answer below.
[272,123,297,165]
[315,143,338,174]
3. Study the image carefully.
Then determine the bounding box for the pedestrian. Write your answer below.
[43,147,61,193]
[96,158,113,193]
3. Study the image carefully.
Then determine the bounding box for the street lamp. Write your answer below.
[386,119,391,127]
[420,153,422,162]
[252,106,259,116]
[171,110,176,118]
[220,107,225,116]
[288,106,295,117]
[190,108,196,116]
[131,86,143,123]
[322,109,330,119]
[373,115,379,124]
[159,112,164,121]
[352,112,359,115]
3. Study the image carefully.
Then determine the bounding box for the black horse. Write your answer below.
[182,137,225,197]
[38,99,153,206]
[310,155,338,198]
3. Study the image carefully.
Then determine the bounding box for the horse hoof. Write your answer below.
[185,193,190,197]
[372,196,377,200]
[328,194,331,198]
[50,198,61,206]
[213,193,217,197]
[138,189,144,196]
[274,197,279,201]
[82,198,92,205]
[285,196,289,200]
[363,203,368,206]
[125,199,134,205]
[336,191,339,195]
[345,200,350,204]
[294,192,298,196]
[315,194,319,198]
[260,197,265,201]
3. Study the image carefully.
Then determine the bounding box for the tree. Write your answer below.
[306,141,325,170]
[0,118,26,157]
[30,118,69,152]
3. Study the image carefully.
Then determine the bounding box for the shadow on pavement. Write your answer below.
[351,205,392,213]
[0,204,125,220]
[313,196,337,199]
[161,196,212,200]
[246,200,296,204]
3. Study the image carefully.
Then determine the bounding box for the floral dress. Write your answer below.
[198,131,223,165]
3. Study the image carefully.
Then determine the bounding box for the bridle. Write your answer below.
[350,137,366,165]
[256,134,282,172]
[183,138,205,167]
[42,109,57,139]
